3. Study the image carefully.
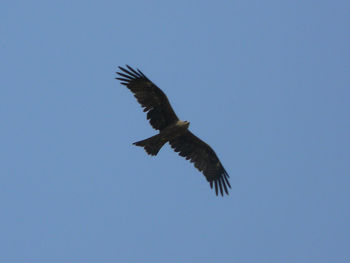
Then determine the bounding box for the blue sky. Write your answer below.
[1,0,349,262]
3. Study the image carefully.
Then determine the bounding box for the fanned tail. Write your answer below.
[133,134,166,156]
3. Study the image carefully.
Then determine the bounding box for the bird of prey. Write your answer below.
[116,65,231,196]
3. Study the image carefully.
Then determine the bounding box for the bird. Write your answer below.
[116,65,231,196]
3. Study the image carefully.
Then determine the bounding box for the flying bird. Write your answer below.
[116,65,231,196]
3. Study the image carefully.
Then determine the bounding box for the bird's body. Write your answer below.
[157,120,190,141]
[134,120,190,156]
[116,65,231,196]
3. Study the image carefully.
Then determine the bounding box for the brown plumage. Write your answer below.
[116,65,231,196]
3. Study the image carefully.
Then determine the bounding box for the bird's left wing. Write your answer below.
[169,131,231,196]
[116,65,179,131]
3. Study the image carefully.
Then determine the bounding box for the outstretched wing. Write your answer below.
[116,65,179,131]
[169,131,231,196]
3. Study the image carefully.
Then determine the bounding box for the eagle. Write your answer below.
[116,65,231,196]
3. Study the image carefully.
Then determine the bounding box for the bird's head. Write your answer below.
[183,120,190,129]
[177,120,190,129]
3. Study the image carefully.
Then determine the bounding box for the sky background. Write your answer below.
[1,0,349,262]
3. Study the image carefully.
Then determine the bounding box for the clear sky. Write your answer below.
[1,0,349,262]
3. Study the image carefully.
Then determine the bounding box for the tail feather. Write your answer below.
[133,134,166,156]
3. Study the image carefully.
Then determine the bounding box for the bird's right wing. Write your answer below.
[116,65,179,131]
[169,130,231,196]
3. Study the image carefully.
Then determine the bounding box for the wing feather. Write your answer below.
[116,65,179,131]
[169,131,231,196]
[221,178,229,195]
